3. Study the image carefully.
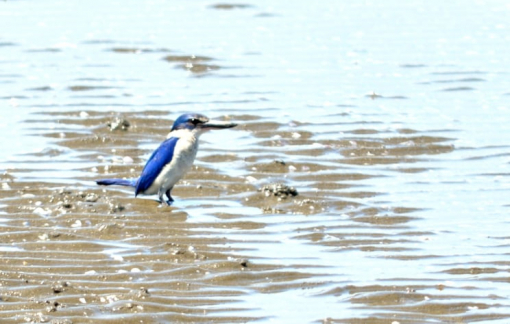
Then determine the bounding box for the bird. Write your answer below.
[96,113,237,205]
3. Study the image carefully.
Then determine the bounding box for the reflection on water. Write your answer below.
[1,0,510,323]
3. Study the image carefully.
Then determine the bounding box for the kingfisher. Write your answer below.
[96,113,237,205]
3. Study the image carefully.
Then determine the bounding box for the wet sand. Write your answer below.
[2,1,510,323]
[2,110,508,323]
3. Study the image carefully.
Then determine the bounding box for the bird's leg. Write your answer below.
[158,187,167,206]
[165,188,174,206]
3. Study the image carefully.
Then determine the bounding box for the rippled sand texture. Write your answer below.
[0,110,505,324]
[2,1,510,323]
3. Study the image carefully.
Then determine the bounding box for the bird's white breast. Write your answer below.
[144,130,199,195]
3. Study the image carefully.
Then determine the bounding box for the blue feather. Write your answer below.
[96,178,137,187]
[135,137,179,196]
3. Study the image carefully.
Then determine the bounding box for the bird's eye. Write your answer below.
[189,118,200,125]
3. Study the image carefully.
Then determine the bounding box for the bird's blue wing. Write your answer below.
[135,137,180,196]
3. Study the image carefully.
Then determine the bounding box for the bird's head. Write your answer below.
[170,113,237,134]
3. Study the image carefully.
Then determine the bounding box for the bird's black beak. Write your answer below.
[200,119,237,130]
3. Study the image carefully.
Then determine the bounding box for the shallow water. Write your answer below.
[1,1,510,323]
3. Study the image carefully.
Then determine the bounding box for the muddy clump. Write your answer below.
[107,116,131,131]
[259,183,298,199]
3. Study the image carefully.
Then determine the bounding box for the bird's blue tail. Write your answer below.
[96,178,137,187]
